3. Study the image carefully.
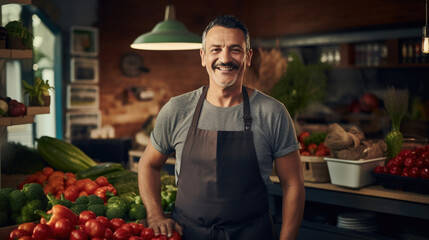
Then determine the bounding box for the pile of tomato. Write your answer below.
[298,131,330,157]
[8,209,181,240]
[374,145,429,179]
[18,167,117,202]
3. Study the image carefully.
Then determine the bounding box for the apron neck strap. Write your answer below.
[190,86,252,131]
[242,86,252,131]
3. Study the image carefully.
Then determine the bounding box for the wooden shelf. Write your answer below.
[0,106,50,126]
[26,106,50,115]
[0,49,32,59]
[0,0,31,5]
[0,115,34,126]
[270,175,429,205]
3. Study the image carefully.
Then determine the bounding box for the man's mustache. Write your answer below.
[212,62,239,70]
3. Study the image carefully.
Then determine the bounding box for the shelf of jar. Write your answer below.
[0,49,32,59]
[0,106,50,126]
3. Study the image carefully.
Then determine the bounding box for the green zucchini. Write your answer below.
[103,170,136,184]
[36,136,97,173]
[76,162,124,180]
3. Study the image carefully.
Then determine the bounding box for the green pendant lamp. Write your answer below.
[131,5,202,50]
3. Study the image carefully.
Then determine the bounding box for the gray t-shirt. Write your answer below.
[150,87,300,186]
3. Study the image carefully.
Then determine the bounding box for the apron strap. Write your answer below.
[190,86,209,130]
[242,86,252,131]
[190,85,252,131]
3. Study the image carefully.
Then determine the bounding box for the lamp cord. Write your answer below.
[426,0,428,26]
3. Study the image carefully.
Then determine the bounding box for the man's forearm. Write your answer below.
[279,184,305,240]
[138,157,164,222]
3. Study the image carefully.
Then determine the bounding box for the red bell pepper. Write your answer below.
[93,185,117,202]
[35,204,78,227]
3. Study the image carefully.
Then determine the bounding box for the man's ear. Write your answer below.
[246,49,253,67]
[200,49,206,67]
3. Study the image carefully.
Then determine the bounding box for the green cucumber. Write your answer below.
[36,136,97,173]
[76,162,125,180]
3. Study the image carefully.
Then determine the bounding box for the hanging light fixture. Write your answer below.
[131,5,202,51]
[422,0,429,53]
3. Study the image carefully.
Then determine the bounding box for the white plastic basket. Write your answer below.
[325,157,386,188]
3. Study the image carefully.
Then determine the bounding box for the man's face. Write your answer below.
[200,26,253,88]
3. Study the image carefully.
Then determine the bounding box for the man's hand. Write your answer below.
[148,216,183,237]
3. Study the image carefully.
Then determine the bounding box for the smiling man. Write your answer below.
[138,15,305,240]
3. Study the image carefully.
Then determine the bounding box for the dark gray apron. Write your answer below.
[172,86,276,240]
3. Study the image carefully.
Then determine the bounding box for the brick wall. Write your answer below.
[98,0,425,138]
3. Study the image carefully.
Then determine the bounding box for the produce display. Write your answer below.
[298,131,330,156]
[8,206,181,240]
[373,145,429,179]
[0,136,179,239]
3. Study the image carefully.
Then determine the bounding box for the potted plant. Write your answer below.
[22,77,54,106]
[5,20,33,49]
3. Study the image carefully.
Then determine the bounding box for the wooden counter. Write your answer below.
[268,175,429,221]
[270,175,429,205]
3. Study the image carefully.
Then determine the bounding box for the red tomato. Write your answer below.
[79,210,97,225]
[415,159,425,168]
[298,131,310,143]
[84,181,100,194]
[403,157,416,168]
[96,215,112,229]
[300,151,311,156]
[401,168,410,177]
[18,222,36,235]
[154,235,168,240]
[129,222,145,236]
[10,229,29,239]
[104,228,113,239]
[64,185,80,201]
[17,236,32,240]
[113,228,132,240]
[85,219,106,238]
[53,218,74,239]
[69,229,88,240]
[410,167,420,178]
[389,166,402,176]
[74,179,89,191]
[141,227,155,240]
[400,149,412,158]
[420,167,429,179]
[110,218,126,231]
[130,236,144,240]
[307,143,318,155]
[95,176,109,186]
[78,191,89,197]
[120,223,133,233]
[374,166,388,174]
[315,148,328,156]
[423,157,429,167]
[392,156,404,167]
[168,230,182,240]
[32,223,53,240]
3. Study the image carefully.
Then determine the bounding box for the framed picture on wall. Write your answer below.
[66,110,101,139]
[70,26,99,56]
[67,84,99,109]
[71,58,99,84]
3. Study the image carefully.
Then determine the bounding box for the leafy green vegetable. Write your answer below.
[270,53,329,118]
[384,88,409,159]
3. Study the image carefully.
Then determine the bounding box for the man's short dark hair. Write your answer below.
[202,15,250,52]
